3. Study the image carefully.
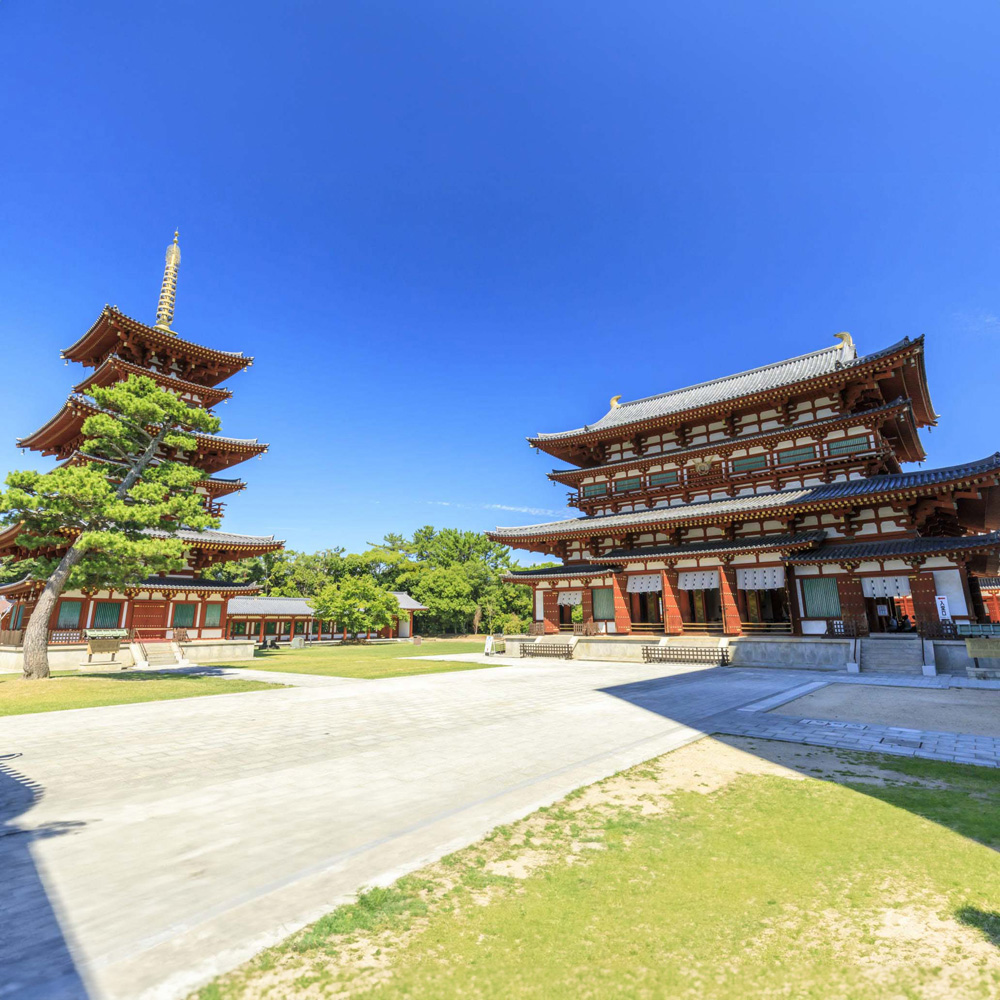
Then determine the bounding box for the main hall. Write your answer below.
[489,332,1000,640]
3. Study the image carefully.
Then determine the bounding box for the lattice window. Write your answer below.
[775,445,818,466]
[827,435,870,456]
[614,477,642,493]
[801,577,841,617]
[56,601,82,629]
[731,454,769,472]
[582,483,608,497]
[649,470,679,486]
[592,587,615,621]
[172,603,197,628]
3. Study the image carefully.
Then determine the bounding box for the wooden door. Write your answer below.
[132,601,169,639]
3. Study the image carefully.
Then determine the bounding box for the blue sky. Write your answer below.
[2,2,999,561]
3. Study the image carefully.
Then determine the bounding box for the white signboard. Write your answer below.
[935,595,952,621]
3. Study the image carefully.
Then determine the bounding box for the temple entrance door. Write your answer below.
[865,597,900,633]
[132,601,169,640]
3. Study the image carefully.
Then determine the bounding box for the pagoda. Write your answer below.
[0,234,283,661]
[488,333,1000,640]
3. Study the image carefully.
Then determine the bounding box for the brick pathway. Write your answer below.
[713,709,1000,766]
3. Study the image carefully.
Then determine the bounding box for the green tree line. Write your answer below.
[211,527,550,635]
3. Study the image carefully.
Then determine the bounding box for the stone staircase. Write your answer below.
[859,636,924,675]
[135,642,183,668]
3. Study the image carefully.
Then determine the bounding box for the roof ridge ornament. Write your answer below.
[154,230,181,334]
[609,395,622,409]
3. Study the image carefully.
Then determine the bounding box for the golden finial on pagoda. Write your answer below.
[609,395,622,409]
[154,230,181,333]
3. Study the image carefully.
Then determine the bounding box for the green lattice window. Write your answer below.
[592,587,615,621]
[775,445,818,466]
[172,604,197,628]
[92,601,122,629]
[801,577,841,618]
[731,454,768,473]
[203,604,222,627]
[614,477,641,493]
[649,471,678,486]
[56,601,82,629]
[826,435,870,456]
[582,483,608,497]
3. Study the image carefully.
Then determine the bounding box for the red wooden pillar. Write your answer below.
[581,587,595,625]
[660,569,683,635]
[835,574,868,634]
[611,573,632,634]
[719,564,742,636]
[541,589,561,634]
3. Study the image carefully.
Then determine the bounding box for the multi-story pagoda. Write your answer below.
[489,333,1000,639]
[0,234,283,662]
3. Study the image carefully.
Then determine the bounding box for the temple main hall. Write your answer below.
[489,333,1000,648]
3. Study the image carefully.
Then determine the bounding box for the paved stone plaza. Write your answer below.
[3,656,1000,1000]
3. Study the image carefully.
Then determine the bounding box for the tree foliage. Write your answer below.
[219,526,541,635]
[0,374,222,677]
[311,575,401,639]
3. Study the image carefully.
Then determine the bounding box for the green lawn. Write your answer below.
[196,739,1000,1000]
[0,671,277,716]
[225,640,491,679]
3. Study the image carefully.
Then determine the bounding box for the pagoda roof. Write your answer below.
[62,307,251,386]
[55,451,246,496]
[73,355,233,407]
[604,530,826,562]
[0,522,284,566]
[530,336,936,458]
[489,453,1000,543]
[227,591,427,617]
[548,398,922,485]
[17,395,268,472]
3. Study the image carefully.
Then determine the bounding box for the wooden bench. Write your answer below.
[641,644,730,666]
[521,642,573,660]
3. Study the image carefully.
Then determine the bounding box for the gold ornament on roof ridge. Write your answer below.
[155,230,181,333]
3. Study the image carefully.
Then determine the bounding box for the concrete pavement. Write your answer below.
[4,656,998,1000]
[1,657,810,1000]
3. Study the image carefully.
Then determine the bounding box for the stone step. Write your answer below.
[859,638,924,674]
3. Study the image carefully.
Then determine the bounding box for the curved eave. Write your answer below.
[604,530,827,562]
[197,477,247,497]
[529,338,928,464]
[62,308,252,386]
[546,399,919,486]
[786,532,1000,565]
[74,356,233,407]
[488,454,1000,547]
[17,396,268,470]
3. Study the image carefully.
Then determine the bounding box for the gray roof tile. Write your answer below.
[606,531,826,561]
[492,454,1000,539]
[535,337,916,442]
[786,532,1000,563]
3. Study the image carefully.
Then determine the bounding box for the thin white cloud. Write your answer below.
[425,500,562,517]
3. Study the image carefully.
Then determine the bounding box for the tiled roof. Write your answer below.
[228,591,426,616]
[534,337,917,442]
[547,398,914,482]
[138,576,259,592]
[491,453,1000,540]
[978,577,1000,589]
[786,532,1000,563]
[391,591,428,611]
[503,563,617,581]
[605,531,826,561]
[228,596,314,616]
[168,529,282,547]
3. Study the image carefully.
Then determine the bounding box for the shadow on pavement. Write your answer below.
[0,753,90,999]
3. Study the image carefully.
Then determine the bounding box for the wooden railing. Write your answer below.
[681,621,726,635]
[630,622,666,634]
[739,621,793,635]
